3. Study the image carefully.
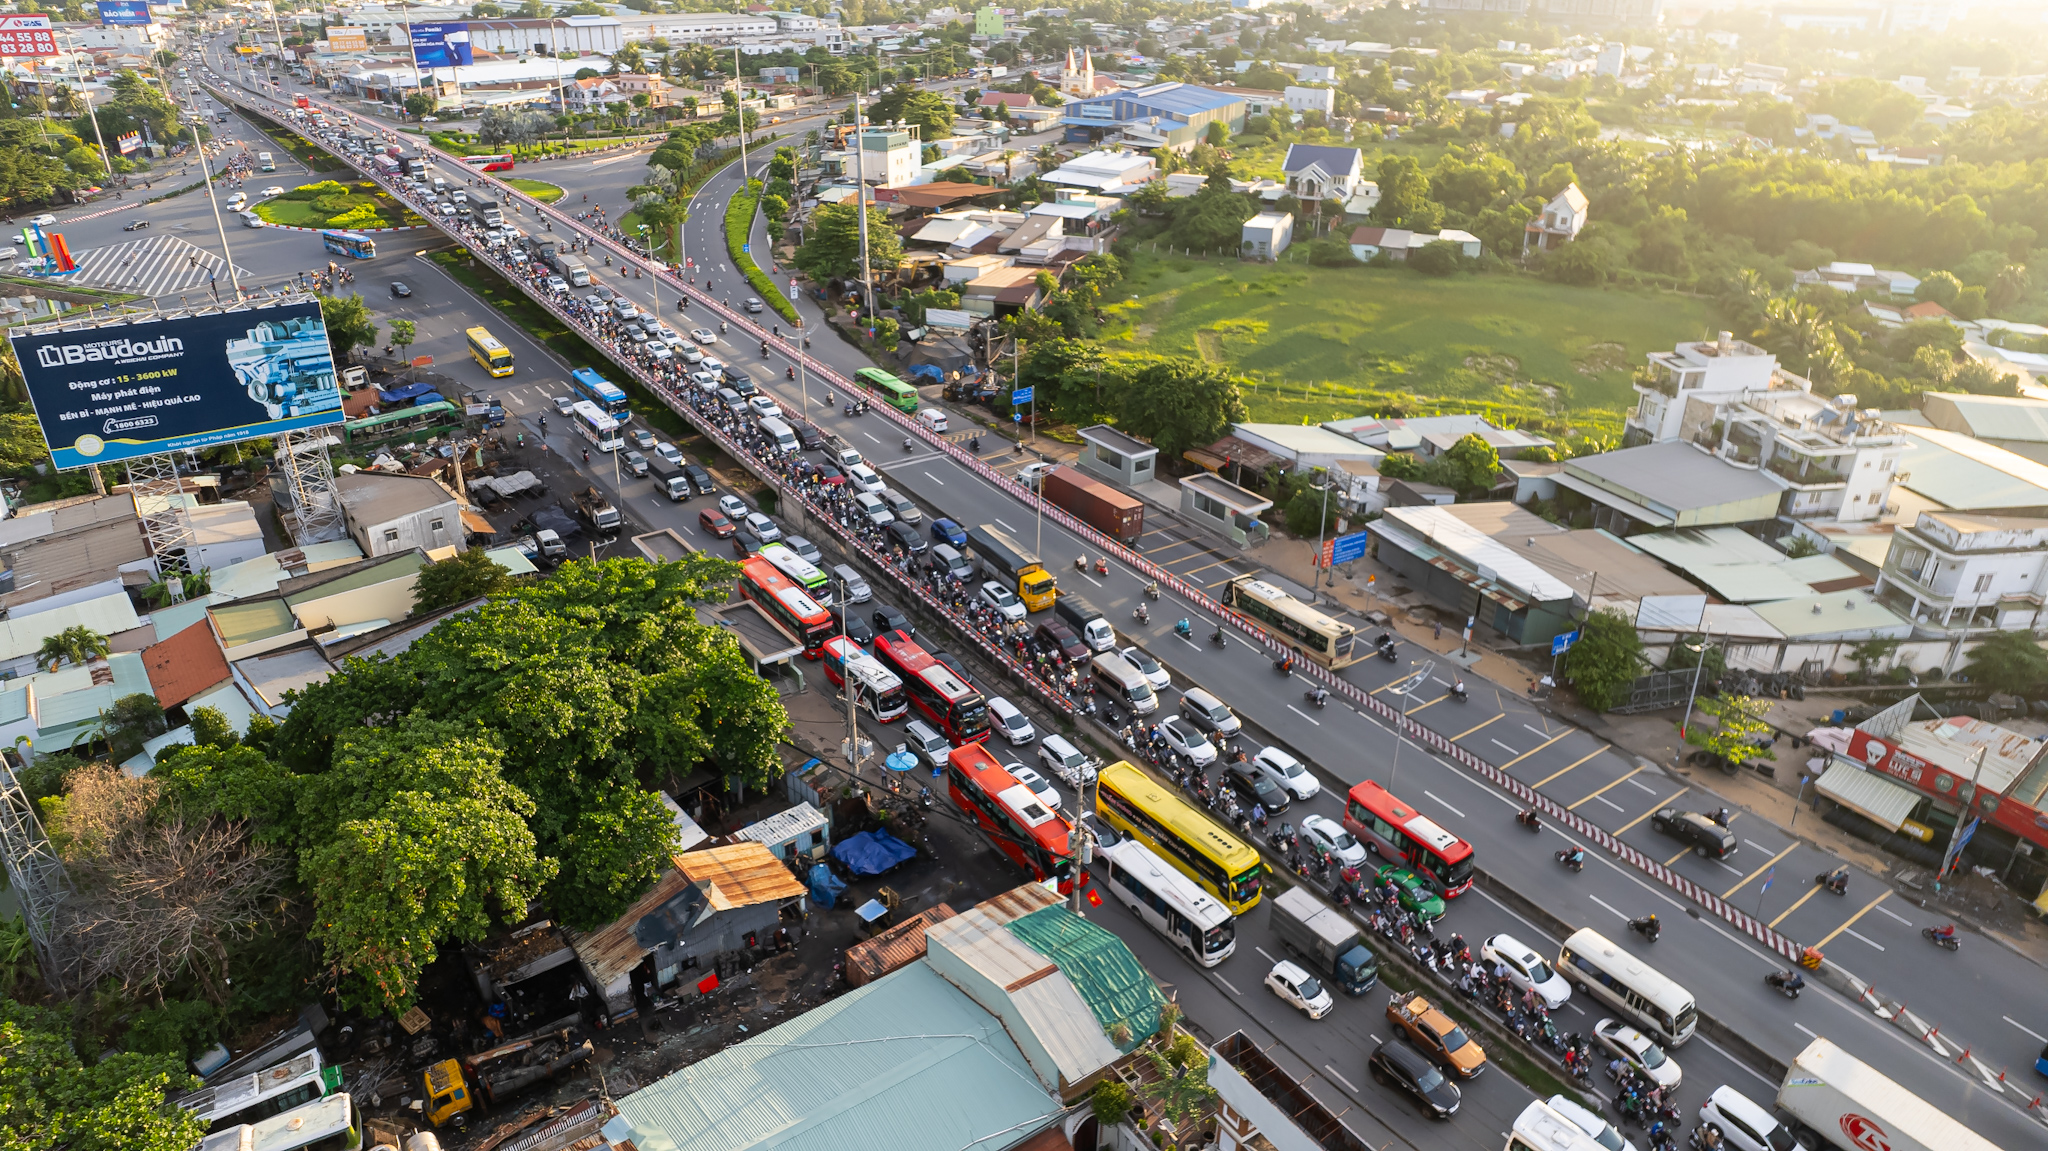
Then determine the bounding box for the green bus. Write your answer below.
[854,368,920,413]
[343,401,462,450]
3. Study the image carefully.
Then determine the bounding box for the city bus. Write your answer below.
[1223,575,1361,668]
[569,366,630,419]
[1558,929,1697,1046]
[759,542,830,605]
[819,635,906,722]
[341,400,461,450]
[1097,834,1236,967]
[569,399,623,452]
[738,555,835,657]
[178,1050,339,1133]
[1095,761,1263,914]
[465,326,513,377]
[1342,779,1475,898]
[240,1092,362,1151]
[946,742,1073,892]
[872,629,990,744]
[460,153,515,172]
[853,367,919,413]
[319,230,376,259]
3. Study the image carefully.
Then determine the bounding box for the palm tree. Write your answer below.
[35,626,110,673]
[49,85,81,118]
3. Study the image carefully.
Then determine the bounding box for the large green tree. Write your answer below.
[1113,357,1247,458]
[317,294,378,360]
[794,202,902,282]
[1561,609,1645,711]
[0,997,206,1151]
[1962,631,2048,696]
[868,83,956,140]
[414,548,514,611]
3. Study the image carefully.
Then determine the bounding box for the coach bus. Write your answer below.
[819,635,906,722]
[465,325,514,377]
[872,628,989,744]
[460,153,515,172]
[1097,835,1236,967]
[319,230,376,259]
[1223,575,1362,668]
[946,742,1073,892]
[738,556,834,657]
[1096,761,1263,915]
[1343,778,1475,898]
[854,367,920,414]
[570,366,631,419]
[759,541,831,605]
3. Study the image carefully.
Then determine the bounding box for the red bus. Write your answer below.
[946,742,1073,892]
[1342,779,1475,898]
[460,153,515,172]
[738,556,834,659]
[871,629,989,744]
[819,636,907,722]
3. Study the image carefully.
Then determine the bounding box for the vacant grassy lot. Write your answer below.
[1102,256,1715,433]
[503,177,564,203]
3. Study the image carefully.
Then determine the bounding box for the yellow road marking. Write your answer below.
[1451,714,1503,741]
[1568,766,1647,810]
[1502,731,1570,769]
[1666,847,1691,866]
[1182,559,1235,577]
[1814,890,1893,949]
[1533,748,1609,790]
[1722,844,1798,900]
[1769,885,1823,928]
[1144,538,1197,555]
[1406,693,1448,715]
[1615,789,1688,835]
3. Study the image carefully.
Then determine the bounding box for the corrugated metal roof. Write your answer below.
[567,869,694,991]
[604,961,1059,1151]
[1816,762,1921,831]
[975,881,1061,924]
[734,803,828,849]
[927,907,1057,990]
[1005,906,1165,1053]
[675,842,808,909]
[1004,967,1124,1085]
[0,592,142,664]
[845,904,958,987]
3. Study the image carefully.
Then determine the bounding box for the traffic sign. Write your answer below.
[741,242,750,253]
[1329,530,1369,566]
[1012,412,1022,423]
[1010,387,1034,405]
[1551,629,1581,657]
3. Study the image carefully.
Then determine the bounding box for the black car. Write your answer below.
[123,219,150,231]
[390,281,411,297]
[831,605,875,645]
[680,463,714,496]
[873,604,911,635]
[886,520,928,554]
[1223,762,1289,814]
[1650,807,1737,859]
[1369,1039,1460,1119]
[728,375,759,398]
[730,526,768,558]
[1032,620,1089,661]
[788,418,825,451]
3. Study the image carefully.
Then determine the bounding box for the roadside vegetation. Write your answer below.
[251,180,422,230]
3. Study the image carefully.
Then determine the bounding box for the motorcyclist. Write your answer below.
[1931,922,1957,941]
[1309,686,1328,706]
[1562,845,1585,867]
[1452,677,1467,696]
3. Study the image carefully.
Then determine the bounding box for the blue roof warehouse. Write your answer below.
[1060,82,1247,148]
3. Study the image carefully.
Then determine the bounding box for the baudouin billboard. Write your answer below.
[9,300,345,469]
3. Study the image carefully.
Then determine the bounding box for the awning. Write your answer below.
[459,508,497,535]
[1552,473,1675,528]
[1817,760,1922,831]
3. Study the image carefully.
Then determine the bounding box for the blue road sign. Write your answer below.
[741,243,750,253]
[1010,387,1034,405]
[1329,530,1369,566]
[1551,629,1581,657]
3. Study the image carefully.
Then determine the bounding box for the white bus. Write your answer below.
[178,1050,335,1133]
[1097,834,1236,967]
[570,399,622,453]
[1558,928,1697,1046]
[821,635,907,722]
[244,1092,361,1151]
[1507,1099,1614,1151]
[759,542,830,605]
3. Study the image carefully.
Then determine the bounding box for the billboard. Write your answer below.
[95,0,153,25]
[10,301,345,469]
[408,22,471,69]
[326,25,367,51]
[0,15,59,57]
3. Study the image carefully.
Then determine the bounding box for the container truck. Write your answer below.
[647,454,691,501]
[574,486,621,534]
[1042,466,1144,544]
[1776,1037,1997,1151]
[967,524,1056,611]
[1269,886,1377,995]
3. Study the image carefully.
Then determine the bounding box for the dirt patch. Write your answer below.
[1194,329,1225,363]
[1464,353,1522,385]
[1574,341,1629,376]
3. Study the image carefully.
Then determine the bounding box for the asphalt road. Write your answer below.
[208,68,2048,1149]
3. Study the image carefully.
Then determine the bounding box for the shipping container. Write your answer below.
[1042,466,1144,544]
[843,903,958,987]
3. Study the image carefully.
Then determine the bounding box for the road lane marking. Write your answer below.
[1722,843,1799,899]
[1814,890,1892,949]
[1452,714,1503,740]
[993,518,1017,532]
[1406,693,1447,715]
[1502,731,1570,768]
[1744,840,1775,854]
[1768,884,1823,928]
[2006,1016,2047,1043]
[1841,928,1885,951]
[1524,724,1552,739]
[1424,791,1466,818]
[862,431,880,444]
[1615,789,1687,834]
[1568,766,1646,810]
[1492,739,1521,756]
[1666,847,1691,866]
[1323,1064,1359,1093]
[1182,559,1235,577]
[1589,895,1629,919]
[1796,1023,1818,1038]
[923,471,944,485]
[1215,974,1242,996]
[1287,705,1323,726]
[1877,904,1913,926]
[1594,795,1625,812]
[1533,748,1608,789]
[1256,946,1279,964]
[1629,778,1658,794]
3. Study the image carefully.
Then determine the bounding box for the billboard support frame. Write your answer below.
[278,428,346,544]
[127,452,194,575]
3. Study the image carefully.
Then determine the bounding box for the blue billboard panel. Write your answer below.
[96,0,153,25]
[408,22,472,69]
[10,300,345,469]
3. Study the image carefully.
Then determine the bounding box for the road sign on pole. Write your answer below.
[1551,629,1581,657]
[1329,530,1369,566]
[1010,387,1034,405]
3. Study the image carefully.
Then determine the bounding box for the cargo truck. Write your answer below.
[1775,1037,1997,1151]
[553,251,590,287]
[574,486,621,534]
[420,1031,593,1128]
[967,524,1056,611]
[464,390,504,426]
[1268,886,1377,995]
[647,454,691,501]
[472,198,504,227]
[1042,466,1144,544]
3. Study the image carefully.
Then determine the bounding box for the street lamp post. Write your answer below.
[1678,628,1713,741]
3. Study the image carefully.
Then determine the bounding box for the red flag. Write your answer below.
[1085,886,1102,908]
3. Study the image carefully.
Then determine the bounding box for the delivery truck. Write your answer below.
[1269,886,1377,995]
[552,250,590,287]
[1775,1038,1997,1151]
[967,524,1056,611]
[1042,466,1143,544]
[647,454,691,501]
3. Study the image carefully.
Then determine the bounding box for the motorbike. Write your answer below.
[1303,689,1327,709]
[1816,868,1848,895]
[844,402,859,416]
[1174,618,1193,639]
[1923,926,1961,952]
[1449,682,1469,702]
[902,438,914,453]
[1145,582,1161,600]
[1094,556,1108,575]
[1764,970,1803,998]
[1074,554,1089,572]
[1555,847,1584,872]
[918,787,933,810]
[1377,640,1398,663]
[1516,808,1542,831]
[1211,628,1227,648]
[1273,656,1294,676]
[1629,915,1662,943]
[786,366,796,380]
[1133,603,1150,623]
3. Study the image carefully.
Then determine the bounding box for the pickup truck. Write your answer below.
[464,390,504,426]
[1386,992,1487,1080]
[574,486,622,534]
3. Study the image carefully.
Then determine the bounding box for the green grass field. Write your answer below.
[503,177,564,203]
[1103,256,1715,433]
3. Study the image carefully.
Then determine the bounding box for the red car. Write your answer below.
[698,508,736,538]
[814,462,848,486]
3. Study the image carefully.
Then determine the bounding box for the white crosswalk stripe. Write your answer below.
[67,235,252,300]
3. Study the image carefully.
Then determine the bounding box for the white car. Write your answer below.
[552,395,575,415]
[847,463,884,494]
[438,203,456,217]
[1480,933,1571,1010]
[1159,716,1215,767]
[27,214,55,227]
[261,185,284,196]
[1697,1087,1797,1151]
[743,512,781,543]
[1299,814,1367,870]
[655,326,684,346]
[981,581,1026,622]
[1118,646,1170,692]
[689,371,720,391]
[1549,1096,1637,1151]
[716,494,749,520]
[645,342,672,362]
[746,395,782,420]
[679,344,705,363]
[1594,1019,1681,1091]
[1253,746,1320,801]
[989,696,1035,746]
[654,441,683,466]
[1264,960,1333,1020]
[1038,733,1094,787]
[690,327,717,344]
[1008,762,1060,811]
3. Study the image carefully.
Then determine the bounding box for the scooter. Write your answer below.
[1145,582,1162,600]
[1449,682,1469,702]
[786,366,796,380]
[1516,808,1542,831]
[1377,640,1398,663]
[1764,970,1804,998]
[1815,868,1848,895]
[1174,618,1193,640]
[1922,926,1960,952]
[1629,915,1662,943]
[1273,656,1294,676]
[1555,847,1584,872]
[1211,628,1227,648]
[1303,689,1327,709]
[1133,603,1150,624]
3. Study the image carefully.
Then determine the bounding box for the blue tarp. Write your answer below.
[832,830,917,875]
[378,381,438,406]
[808,862,847,909]
[905,363,944,384]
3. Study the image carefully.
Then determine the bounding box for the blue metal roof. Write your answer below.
[1062,81,1245,125]
[1282,143,1362,177]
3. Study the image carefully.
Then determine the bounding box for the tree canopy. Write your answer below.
[0,998,206,1151]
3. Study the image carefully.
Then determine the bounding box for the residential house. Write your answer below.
[1862,299,1954,327]
[1796,260,1921,296]
[959,266,1045,317]
[609,72,674,106]
[1042,149,1156,193]
[1284,84,1334,116]
[0,591,146,681]
[1241,211,1294,259]
[1349,225,1411,261]
[856,125,921,188]
[1919,393,2048,465]
[1521,182,1589,253]
[1553,441,1787,535]
[1279,143,1362,206]
[335,472,465,559]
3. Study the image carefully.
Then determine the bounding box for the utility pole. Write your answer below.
[1678,627,1713,740]
[851,88,874,324]
[1069,788,1095,914]
[1936,745,1988,893]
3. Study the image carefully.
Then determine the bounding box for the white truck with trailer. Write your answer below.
[1774,1038,1998,1151]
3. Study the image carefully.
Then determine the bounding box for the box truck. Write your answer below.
[1775,1038,1997,1151]
[968,524,1056,611]
[1042,466,1143,544]
[1269,886,1377,995]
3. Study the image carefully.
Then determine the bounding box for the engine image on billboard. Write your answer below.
[9,300,344,470]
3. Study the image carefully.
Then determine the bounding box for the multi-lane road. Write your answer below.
[174,49,2048,1148]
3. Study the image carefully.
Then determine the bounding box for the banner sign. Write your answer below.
[1846,727,2048,851]
[116,131,140,154]
[0,15,58,57]
[408,22,472,69]
[325,25,367,51]
[10,301,345,469]
[95,0,152,25]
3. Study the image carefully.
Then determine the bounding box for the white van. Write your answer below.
[758,416,798,454]
[1558,928,1697,1046]
[917,408,949,433]
[257,151,274,171]
[1509,1100,1613,1151]
[239,210,262,228]
[854,492,893,527]
[1092,651,1158,715]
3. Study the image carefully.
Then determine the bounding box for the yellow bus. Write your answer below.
[1224,574,1363,668]
[1096,761,1263,914]
[465,326,513,377]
